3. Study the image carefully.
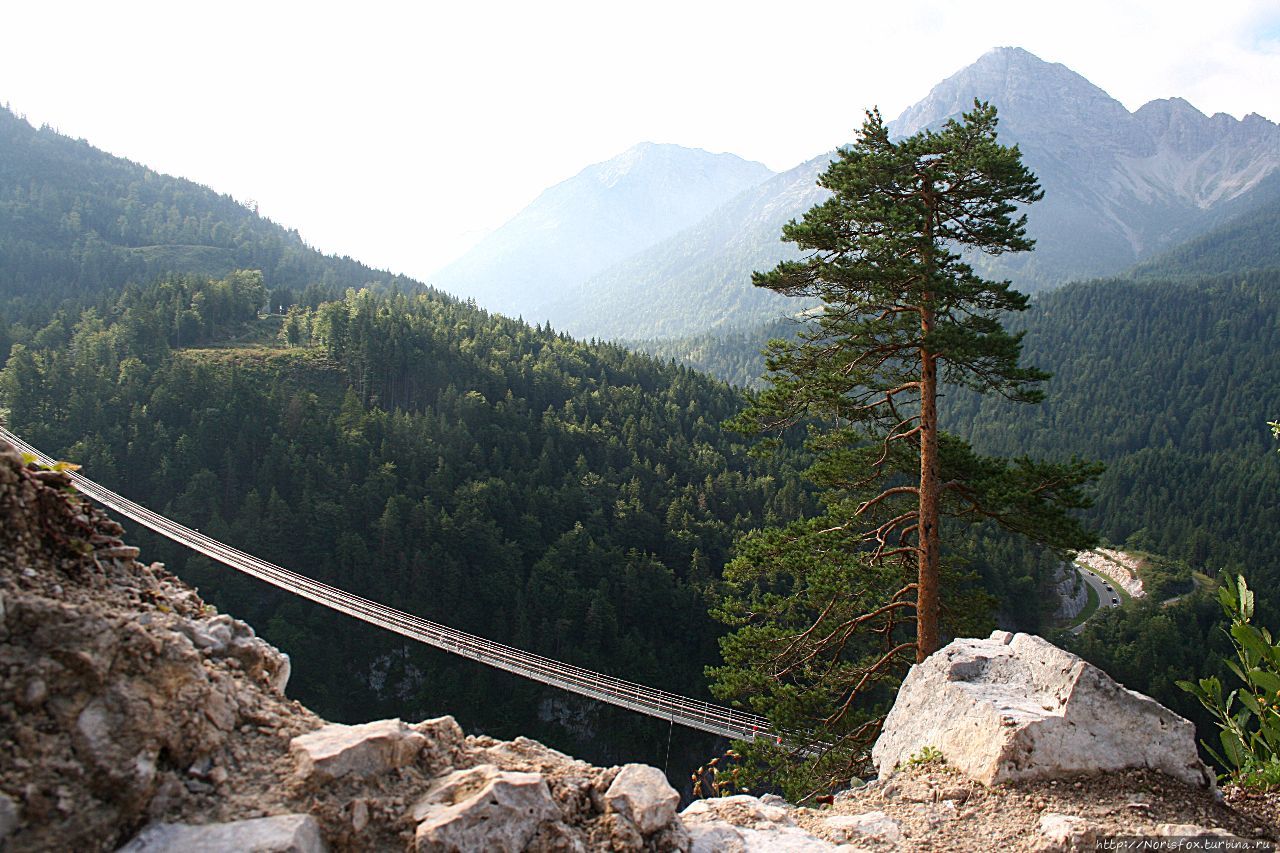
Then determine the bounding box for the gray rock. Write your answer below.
[410,765,502,822]
[872,632,1214,788]
[411,715,465,765]
[1154,823,1240,839]
[1036,812,1098,852]
[1052,562,1088,621]
[291,718,426,783]
[351,798,369,833]
[0,792,19,842]
[176,615,291,693]
[823,811,903,845]
[411,766,559,852]
[20,677,47,708]
[604,763,679,835]
[119,814,326,852]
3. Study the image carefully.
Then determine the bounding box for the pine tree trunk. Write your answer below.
[917,313,941,662]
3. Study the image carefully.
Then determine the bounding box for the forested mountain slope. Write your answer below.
[638,267,1280,741]
[644,269,1280,587]
[0,277,813,768]
[949,270,1280,593]
[0,105,420,321]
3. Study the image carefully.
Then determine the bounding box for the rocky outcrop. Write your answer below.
[0,442,324,851]
[292,719,427,784]
[872,631,1214,789]
[1075,548,1146,598]
[605,764,680,836]
[175,612,292,694]
[1050,562,1087,622]
[410,766,559,852]
[679,795,832,851]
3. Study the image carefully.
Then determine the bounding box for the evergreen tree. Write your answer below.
[712,103,1099,792]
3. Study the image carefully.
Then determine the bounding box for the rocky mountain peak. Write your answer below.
[1134,97,1279,161]
[890,46,1139,150]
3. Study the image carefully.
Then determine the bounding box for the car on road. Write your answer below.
[1111,597,1119,606]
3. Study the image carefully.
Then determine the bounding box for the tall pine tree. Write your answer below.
[711,102,1099,793]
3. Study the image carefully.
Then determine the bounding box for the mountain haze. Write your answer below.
[427,143,773,322]
[541,47,1280,340]
[549,154,831,339]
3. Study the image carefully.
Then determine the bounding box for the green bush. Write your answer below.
[1178,575,1280,787]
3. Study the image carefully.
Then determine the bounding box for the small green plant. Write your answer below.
[1177,575,1280,787]
[906,745,944,767]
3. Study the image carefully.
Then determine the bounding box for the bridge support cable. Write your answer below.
[2,427,783,743]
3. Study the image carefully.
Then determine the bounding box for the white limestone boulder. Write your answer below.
[409,764,560,852]
[291,718,426,783]
[680,795,835,852]
[118,814,326,852]
[872,631,1214,788]
[604,763,680,835]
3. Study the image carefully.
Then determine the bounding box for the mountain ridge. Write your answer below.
[537,47,1280,340]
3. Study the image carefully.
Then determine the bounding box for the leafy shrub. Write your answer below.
[1178,575,1280,787]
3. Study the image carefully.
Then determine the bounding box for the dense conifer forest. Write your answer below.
[0,274,817,765]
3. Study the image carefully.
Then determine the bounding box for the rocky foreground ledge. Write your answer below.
[1,441,1276,851]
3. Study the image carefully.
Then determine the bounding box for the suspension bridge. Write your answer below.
[2,427,782,744]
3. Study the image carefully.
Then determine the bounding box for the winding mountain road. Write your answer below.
[1069,563,1122,634]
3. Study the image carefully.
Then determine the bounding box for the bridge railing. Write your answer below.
[1,427,787,744]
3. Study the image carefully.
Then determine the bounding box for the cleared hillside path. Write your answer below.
[2,427,778,743]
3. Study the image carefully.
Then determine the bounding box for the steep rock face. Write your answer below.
[1051,562,1087,622]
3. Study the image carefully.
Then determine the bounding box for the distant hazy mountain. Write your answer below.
[548,155,831,338]
[427,143,774,322]
[552,47,1280,341]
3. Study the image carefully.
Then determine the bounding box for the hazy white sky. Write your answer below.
[3,0,1278,280]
